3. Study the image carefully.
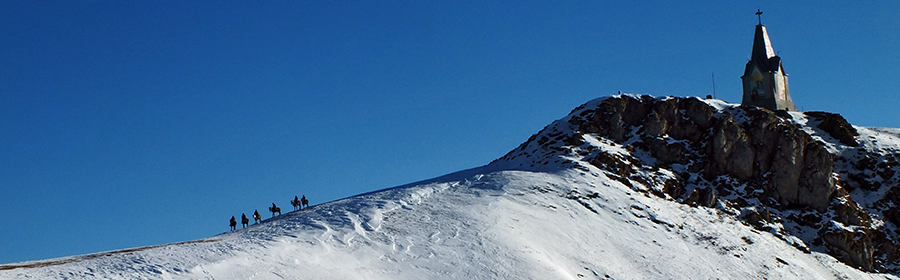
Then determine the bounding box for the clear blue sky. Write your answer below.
[1,1,897,264]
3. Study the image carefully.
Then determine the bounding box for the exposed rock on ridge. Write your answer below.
[494,94,900,273]
[578,96,836,212]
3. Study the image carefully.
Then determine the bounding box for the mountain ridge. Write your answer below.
[493,94,900,272]
[2,94,899,279]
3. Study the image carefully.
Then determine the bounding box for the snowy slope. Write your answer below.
[2,96,898,279]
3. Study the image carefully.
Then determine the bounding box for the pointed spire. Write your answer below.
[751,22,776,63]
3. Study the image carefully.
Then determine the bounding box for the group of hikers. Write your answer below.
[229,195,309,231]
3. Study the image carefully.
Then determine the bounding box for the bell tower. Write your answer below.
[741,10,796,111]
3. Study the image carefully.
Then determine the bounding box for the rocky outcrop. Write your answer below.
[807,111,859,147]
[496,94,900,272]
[821,225,874,271]
[683,187,717,208]
[576,95,837,212]
[562,95,884,271]
[708,114,754,181]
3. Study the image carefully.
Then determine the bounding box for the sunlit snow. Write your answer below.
[2,96,898,279]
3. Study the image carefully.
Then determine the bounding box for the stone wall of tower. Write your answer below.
[773,68,795,111]
[741,65,795,111]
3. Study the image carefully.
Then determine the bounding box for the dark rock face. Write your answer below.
[496,94,900,272]
[561,95,882,272]
[708,114,754,181]
[807,111,859,147]
[683,187,717,208]
[577,96,837,212]
[590,150,637,178]
[822,225,874,271]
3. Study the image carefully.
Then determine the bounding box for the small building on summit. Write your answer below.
[741,10,796,111]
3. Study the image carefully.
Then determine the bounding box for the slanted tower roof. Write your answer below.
[751,25,776,66]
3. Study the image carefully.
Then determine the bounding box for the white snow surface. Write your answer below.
[2,168,885,280]
[3,96,899,279]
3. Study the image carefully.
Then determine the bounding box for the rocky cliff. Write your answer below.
[493,94,900,273]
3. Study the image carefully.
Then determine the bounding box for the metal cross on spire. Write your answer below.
[756,9,763,25]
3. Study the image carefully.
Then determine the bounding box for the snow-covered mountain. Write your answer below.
[3,95,900,279]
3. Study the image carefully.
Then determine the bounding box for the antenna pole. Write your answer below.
[711,72,716,99]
